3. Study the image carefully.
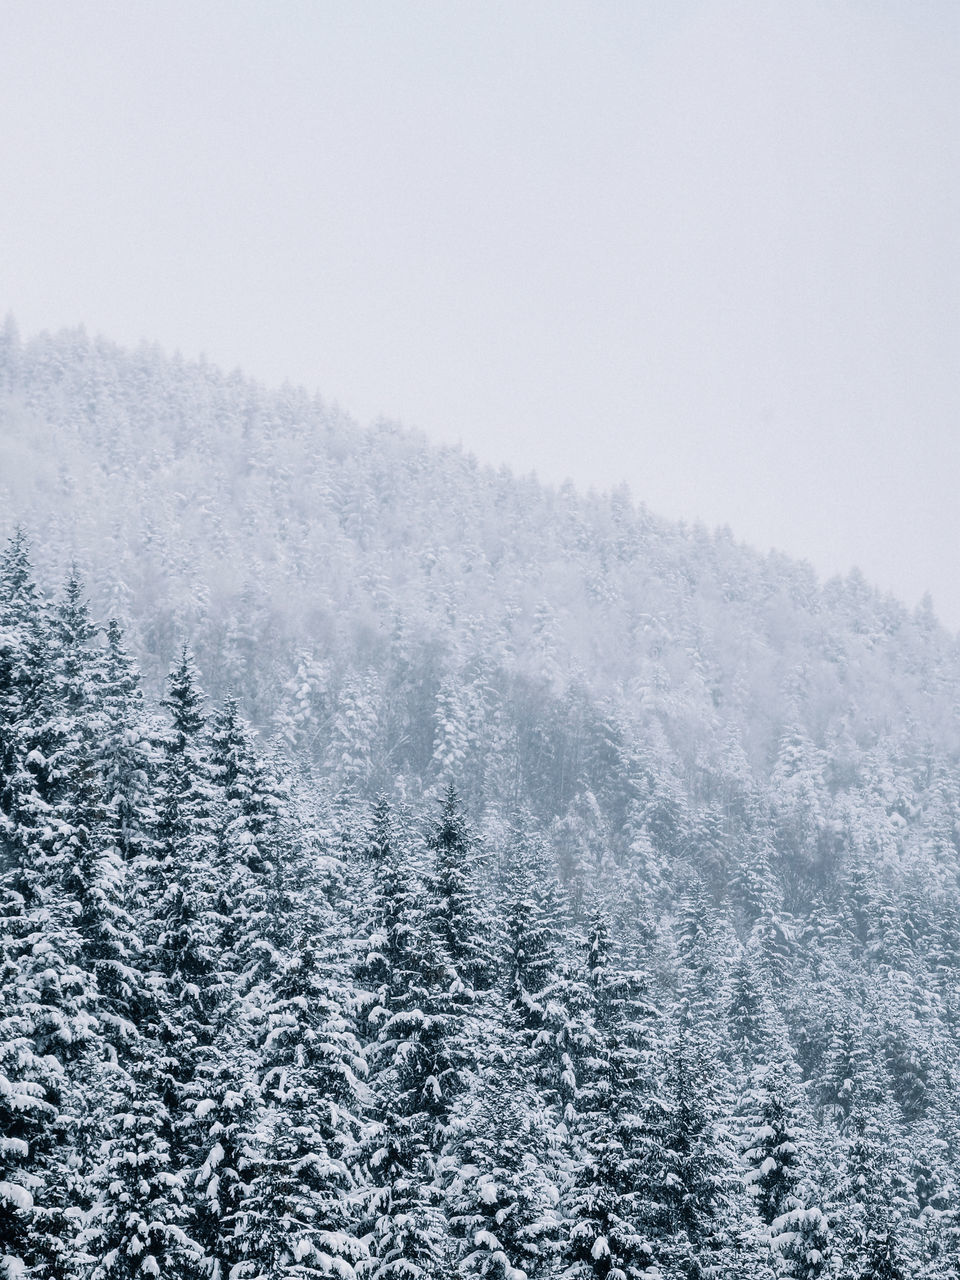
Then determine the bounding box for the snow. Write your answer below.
[0,1183,33,1212]
[478,1178,499,1205]
[591,1235,610,1259]
[3,329,960,1280]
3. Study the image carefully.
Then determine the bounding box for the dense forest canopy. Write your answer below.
[1,319,957,787]
[2,322,960,1278]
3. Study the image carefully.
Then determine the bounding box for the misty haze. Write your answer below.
[2,4,960,1280]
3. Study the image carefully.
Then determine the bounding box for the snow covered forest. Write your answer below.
[3,322,960,1279]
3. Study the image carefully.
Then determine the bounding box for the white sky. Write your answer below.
[2,1,958,625]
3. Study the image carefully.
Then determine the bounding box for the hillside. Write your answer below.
[2,321,960,1277]
[2,321,958,799]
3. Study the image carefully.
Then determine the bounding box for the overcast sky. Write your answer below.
[2,1,958,625]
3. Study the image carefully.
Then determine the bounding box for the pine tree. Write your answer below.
[426,784,493,995]
[559,910,660,1280]
[742,1058,803,1233]
[445,1014,561,1280]
[354,797,452,1279]
[230,939,367,1279]
[80,1051,200,1280]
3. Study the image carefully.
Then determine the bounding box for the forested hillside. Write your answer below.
[3,323,960,1278]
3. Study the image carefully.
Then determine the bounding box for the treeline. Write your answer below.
[3,534,960,1280]
[4,319,959,805]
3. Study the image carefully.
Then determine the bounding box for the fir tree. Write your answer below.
[426,784,493,995]
[560,911,660,1280]
[80,1051,200,1280]
[445,1017,561,1280]
[230,940,367,1279]
[354,797,452,1279]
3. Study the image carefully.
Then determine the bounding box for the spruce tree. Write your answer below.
[230,939,367,1279]
[560,910,660,1280]
[0,551,97,1278]
[445,1014,561,1280]
[772,1207,833,1280]
[742,1059,803,1231]
[426,784,492,995]
[80,1051,200,1280]
[654,1019,738,1279]
[354,797,451,1278]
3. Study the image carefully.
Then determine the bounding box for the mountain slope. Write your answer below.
[3,320,960,1277]
[1,320,957,807]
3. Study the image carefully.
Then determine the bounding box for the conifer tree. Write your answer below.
[821,1017,882,1132]
[654,1020,737,1279]
[445,1017,561,1280]
[726,948,770,1069]
[742,1061,803,1232]
[857,1223,907,1280]
[0,902,63,1278]
[560,911,660,1280]
[230,939,367,1279]
[151,646,222,999]
[209,697,288,984]
[772,1206,833,1280]
[354,797,452,1278]
[0,549,96,1278]
[96,619,156,869]
[426,783,492,995]
[830,1106,910,1280]
[80,1051,200,1280]
[140,649,230,1267]
[500,821,569,1045]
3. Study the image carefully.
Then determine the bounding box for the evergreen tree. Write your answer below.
[209,697,289,983]
[80,1051,200,1280]
[0,552,97,1278]
[354,797,452,1279]
[151,646,222,1000]
[857,1223,907,1280]
[772,1207,833,1280]
[560,911,660,1280]
[230,940,367,1279]
[426,784,493,995]
[500,821,569,1044]
[654,1019,738,1279]
[444,1010,561,1280]
[821,1017,881,1131]
[96,619,156,869]
[142,650,229,1268]
[742,1059,803,1232]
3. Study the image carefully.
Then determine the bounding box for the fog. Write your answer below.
[1,0,957,623]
